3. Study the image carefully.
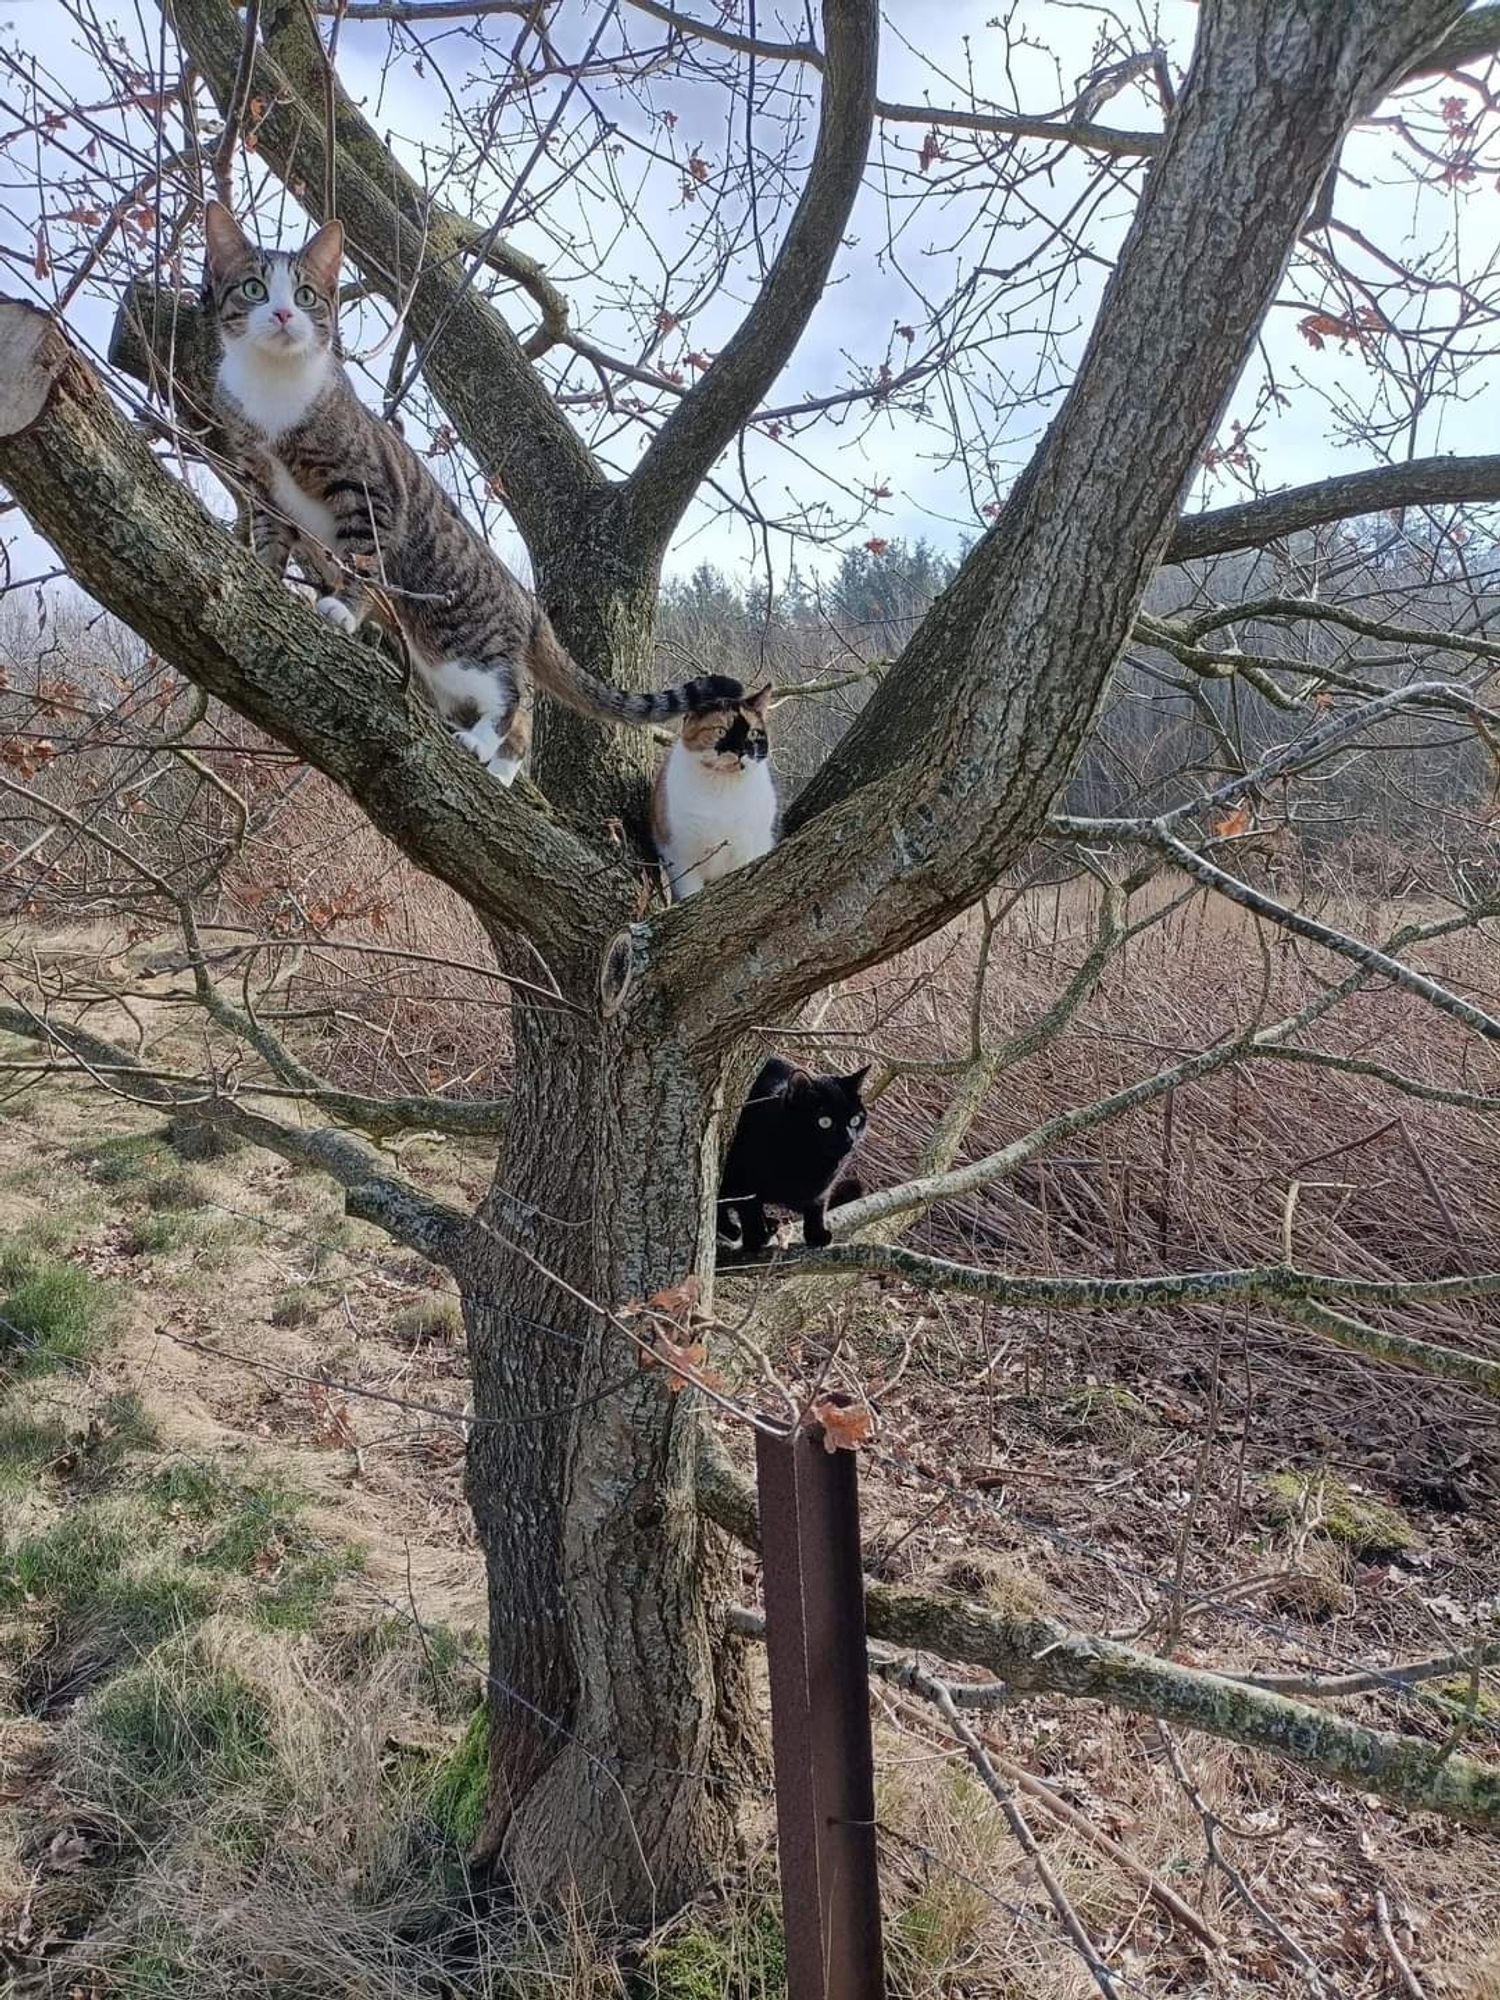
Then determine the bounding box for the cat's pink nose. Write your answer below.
[272,307,294,325]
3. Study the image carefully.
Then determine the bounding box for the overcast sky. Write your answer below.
[3,0,1499,598]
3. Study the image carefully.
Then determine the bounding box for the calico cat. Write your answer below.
[202,203,742,783]
[650,685,777,898]
[718,1057,870,1251]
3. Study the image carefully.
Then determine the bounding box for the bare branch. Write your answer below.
[644,1,1458,1045]
[618,0,879,555]
[1169,455,1500,566]
[699,1436,1500,1832]
[731,1244,1500,1399]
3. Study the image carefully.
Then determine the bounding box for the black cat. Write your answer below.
[718,1057,870,1252]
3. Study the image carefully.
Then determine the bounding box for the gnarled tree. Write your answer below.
[4,0,1500,1924]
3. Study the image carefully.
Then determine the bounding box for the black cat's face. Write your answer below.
[788,1065,869,1165]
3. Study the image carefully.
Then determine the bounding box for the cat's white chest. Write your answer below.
[218,347,338,545]
[266,462,338,548]
[661,748,777,887]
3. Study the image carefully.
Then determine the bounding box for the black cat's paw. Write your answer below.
[802,1215,832,1249]
[830,1176,864,1207]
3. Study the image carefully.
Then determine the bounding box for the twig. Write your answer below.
[1155,1722,1326,1995]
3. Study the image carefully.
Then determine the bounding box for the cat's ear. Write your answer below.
[842,1064,871,1095]
[203,201,254,278]
[786,1067,814,1098]
[746,684,774,718]
[300,217,345,297]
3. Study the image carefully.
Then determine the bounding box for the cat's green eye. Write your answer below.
[293,284,319,309]
[239,276,268,302]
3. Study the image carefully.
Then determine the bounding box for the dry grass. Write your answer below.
[3,861,1500,1990]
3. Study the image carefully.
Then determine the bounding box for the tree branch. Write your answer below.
[1168,455,1500,566]
[698,1434,1500,1832]
[731,1244,1500,1399]
[0,300,620,979]
[0,1001,465,1264]
[617,0,879,554]
[640,1,1462,1047]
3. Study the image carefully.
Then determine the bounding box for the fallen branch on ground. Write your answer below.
[700,1433,1500,1832]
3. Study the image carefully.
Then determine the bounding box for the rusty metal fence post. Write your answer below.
[755,1424,885,2000]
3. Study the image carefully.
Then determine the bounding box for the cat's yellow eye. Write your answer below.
[293,284,318,309]
[240,276,268,301]
[818,1115,833,1129]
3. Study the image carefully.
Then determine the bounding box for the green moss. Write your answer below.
[1424,1674,1500,1724]
[1264,1469,1418,1558]
[0,1247,120,1376]
[427,1705,489,1848]
[1040,1382,1152,1442]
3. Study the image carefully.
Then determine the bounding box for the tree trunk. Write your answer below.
[461,986,756,1919]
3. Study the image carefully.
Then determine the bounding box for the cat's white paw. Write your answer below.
[453,721,520,785]
[315,595,359,635]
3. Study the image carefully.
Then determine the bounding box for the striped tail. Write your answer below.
[527,614,743,725]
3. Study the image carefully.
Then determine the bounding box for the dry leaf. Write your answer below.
[1212,801,1252,838]
[813,1397,874,1451]
[647,1274,701,1320]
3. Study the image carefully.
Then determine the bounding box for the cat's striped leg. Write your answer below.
[316,478,396,634]
[250,502,293,580]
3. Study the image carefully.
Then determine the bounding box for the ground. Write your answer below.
[1,917,1498,1996]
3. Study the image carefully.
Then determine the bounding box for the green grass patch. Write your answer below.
[86,1647,276,1798]
[145,1460,353,1631]
[164,1112,240,1162]
[123,1210,190,1256]
[270,1284,322,1328]
[72,1131,164,1187]
[142,1168,210,1213]
[0,1244,121,1378]
[1264,1468,1419,1559]
[0,1409,73,1489]
[637,1878,787,2000]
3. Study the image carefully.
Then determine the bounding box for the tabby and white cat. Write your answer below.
[650,685,778,898]
[202,202,743,783]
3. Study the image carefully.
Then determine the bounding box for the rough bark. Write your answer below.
[460,988,744,1914]
[641,0,1467,1047]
